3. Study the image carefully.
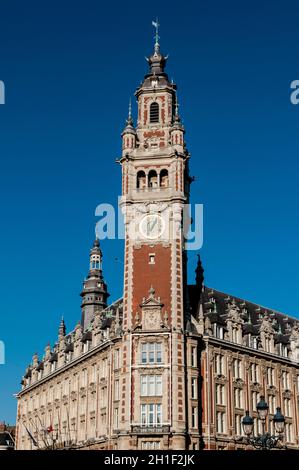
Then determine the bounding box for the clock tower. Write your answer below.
[118,26,193,449]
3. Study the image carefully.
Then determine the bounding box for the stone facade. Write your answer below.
[16,34,299,450]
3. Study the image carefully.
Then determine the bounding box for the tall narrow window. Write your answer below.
[114,408,119,429]
[215,354,224,375]
[191,407,197,428]
[150,102,159,123]
[233,359,242,379]
[216,411,225,433]
[191,377,197,399]
[191,347,197,367]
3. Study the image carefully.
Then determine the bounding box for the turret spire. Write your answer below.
[58,317,66,339]
[80,237,109,330]
[195,254,204,294]
[126,97,133,127]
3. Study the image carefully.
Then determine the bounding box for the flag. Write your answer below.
[24,425,38,447]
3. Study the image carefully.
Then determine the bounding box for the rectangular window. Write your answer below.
[216,411,225,434]
[284,397,291,417]
[267,367,275,386]
[250,363,258,383]
[216,383,225,405]
[141,441,161,450]
[191,407,197,428]
[191,377,197,399]
[285,423,293,442]
[233,359,242,379]
[282,371,290,389]
[149,343,155,363]
[90,364,97,383]
[114,349,120,369]
[213,324,224,339]
[235,414,242,435]
[141,343,162,364]
[251,391,259,411]
[140,404,162,427]
[191,347,197,367]
[81,369,87,387]
[140,375,162,396]
[234,388,243,408]
[149,254,155,265]
[114,380,119,401]
[215,354,224,375]
[268,395,276,414]
[114,408,119,429]
[101,358,108,378]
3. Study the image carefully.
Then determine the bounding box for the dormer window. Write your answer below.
[278,343,288,358]
[213,323,224,340]
[150,102,159,123]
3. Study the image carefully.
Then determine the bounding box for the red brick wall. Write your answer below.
[132,244,171,320]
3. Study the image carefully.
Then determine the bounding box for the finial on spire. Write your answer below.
[152,18,160,53]
[128,97,132,120]
[174,94,181,123]
[126,97,134,126]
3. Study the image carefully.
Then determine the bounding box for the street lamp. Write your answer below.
[240,396,285,450]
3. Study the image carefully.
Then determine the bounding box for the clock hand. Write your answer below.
[149,217,158,233]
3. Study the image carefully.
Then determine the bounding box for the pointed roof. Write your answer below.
[122,98,136,136]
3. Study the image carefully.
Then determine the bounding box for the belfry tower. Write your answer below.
[118,22,193,449]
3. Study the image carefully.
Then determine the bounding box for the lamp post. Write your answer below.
[240,396,285,450]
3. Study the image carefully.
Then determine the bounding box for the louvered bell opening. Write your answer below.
[150,102,159,123]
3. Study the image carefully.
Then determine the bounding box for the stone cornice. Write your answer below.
[17,337,121,398]
[203,336,299,368]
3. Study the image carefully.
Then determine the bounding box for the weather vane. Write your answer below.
[152,18,160,51]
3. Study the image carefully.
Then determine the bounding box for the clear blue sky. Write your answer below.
[0,0,298,423]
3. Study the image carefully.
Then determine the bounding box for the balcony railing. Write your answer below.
[131,425,170,434]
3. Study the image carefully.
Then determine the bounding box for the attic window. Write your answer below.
[150,102,159,123]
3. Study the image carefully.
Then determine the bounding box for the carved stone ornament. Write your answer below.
[214,374,227,384]
[250,383,261,392]
[267,385,277,395]
[259,314,275,335]
[140,286,163,331]
[226,299,243,324]
[290,323,299,341]
[233,378,245,388]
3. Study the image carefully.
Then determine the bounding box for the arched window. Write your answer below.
[137,170,146,189]
[150,102,159,123]
[148,170,158,188]
[160,169,169,188]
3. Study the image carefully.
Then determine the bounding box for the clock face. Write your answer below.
[139,214,165,240]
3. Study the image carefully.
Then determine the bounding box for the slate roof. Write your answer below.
[189,284,299,342]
